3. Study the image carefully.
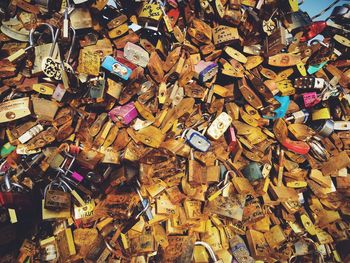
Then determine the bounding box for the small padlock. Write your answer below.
[101,55,132,80]
[242,162,263,183]
[108,102,138,125]
[184,129,211,152]
[285,109,310,123]
[207,112,232,140]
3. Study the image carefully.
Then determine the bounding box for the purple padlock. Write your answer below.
[303,92,320,108]
[108,102,138,125]
[71,171,84,183]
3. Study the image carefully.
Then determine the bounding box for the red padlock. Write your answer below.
[300,21,327,42]
[227,127,238,153]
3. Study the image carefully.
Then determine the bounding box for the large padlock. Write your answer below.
[44,180,71,210]
[29,23,60,75]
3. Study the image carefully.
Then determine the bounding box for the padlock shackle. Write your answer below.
[194,241,218,262]
[29,23,56,47]
[66,26,76,63]
[134,198,150,219]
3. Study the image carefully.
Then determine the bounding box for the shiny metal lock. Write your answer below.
[185,129,211,152]
[242,162,263,183]
[229,235,255,263]
[124,42,150,68]
[285,109,310,123]
[282,10,312,32]
[194,241,223,263]
[101,55,132,80]
[207,112,232,140]
[29,23,59,75]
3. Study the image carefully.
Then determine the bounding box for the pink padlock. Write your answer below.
[71,171,84,183]
[303,92,320,108]
[227,127,237,153]
[108,102,138,125]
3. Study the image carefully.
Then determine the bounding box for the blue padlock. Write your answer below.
[307,61,327,75]
[101,56,132,81]
[242,162,263,182]
[263,95,290,120]
[185,129,211,152]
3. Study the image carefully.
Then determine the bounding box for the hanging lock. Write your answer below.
[41,26,75,81]
[303,92,320,108]
[184,129,211,152]
[227,127,238,152]
[44,180,71,210]
[294,77,325,89]
[194,60,218,83]
[263,95,290,120]
[18,124,44,144]
[207,112,232,140]
[121,182,153,233]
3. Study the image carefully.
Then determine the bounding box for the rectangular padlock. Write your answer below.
[101,55,132,80]
[185,129,211,152]
[303,92,320,108]
[207,112,232,140]
[44,190,71,210]
[108,102,138,125]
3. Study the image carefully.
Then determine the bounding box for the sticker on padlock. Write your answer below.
[185,129,211,152]
[101,55,132,80]
[207,112,232,140]
[303,92,321,108]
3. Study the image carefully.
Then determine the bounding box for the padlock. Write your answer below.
[193,241,223,263]
[44,180,71,210]
[0,97,31,124]
[228,235,255,263]
[282,10,312,32]
[285,109,310,123]
[108,102,138,125]
[242,162,263,183]
[194,60,218,83]
[29,23,59,75]
[101,55,132,80]
[184,129,211,152]
[207,112,232,140]
[88,72,106,100]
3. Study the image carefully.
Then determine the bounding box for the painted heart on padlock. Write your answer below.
[42,57,73,81]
